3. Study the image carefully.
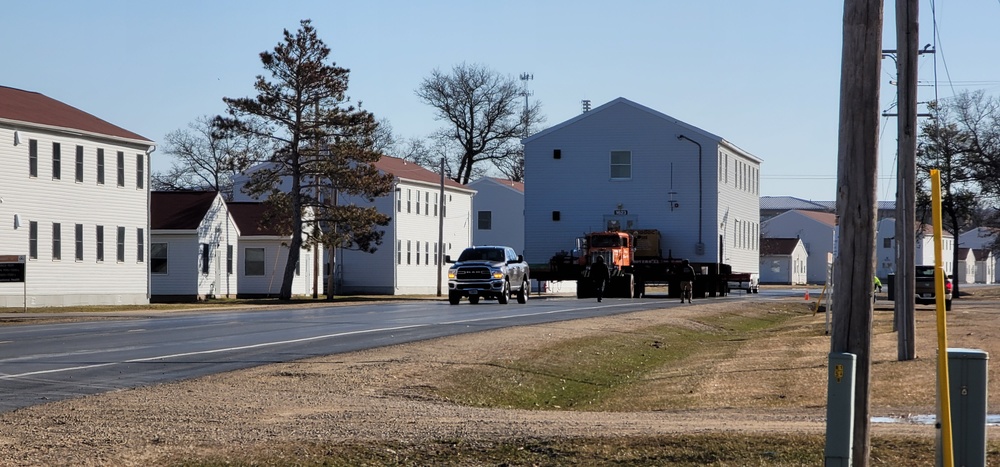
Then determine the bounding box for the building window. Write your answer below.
[416,241,421,265]
[883,238,892,248]
[406,240,411,265]
[75,146,84,182]
[97,149,105,185]
[406,189,412,213]
[201,243,210,274]
[151,243,168,274]
[416,190,421,215]
[226,245,233,274]
[552,211,561,221]
[117,151,125,187]
[116,226,125,262]
[52,223,61,260]
[478,211,492,230]
[424,192,429,215]
[434,193,439,216]
[29,139,38,177]
[434,242,438,266]
[610,150,631,179]
[75,223,84,261]
[425,241,430,265]
[137,228,144,262]
[96,225,104,262]
[245,248,265,276]
[397,240,402,265]
[29,221,38,259]
[136,154,144,189]
[52,142,61,180]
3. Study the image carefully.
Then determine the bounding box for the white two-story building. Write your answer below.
[523,97,762,278]
[0,86,154,307]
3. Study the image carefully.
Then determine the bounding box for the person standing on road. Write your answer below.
[679,259,696,304]
[591,256,610,302]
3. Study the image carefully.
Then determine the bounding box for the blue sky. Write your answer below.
[4,1,999,202]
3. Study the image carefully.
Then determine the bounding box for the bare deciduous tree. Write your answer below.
[152,116,268,199]
[416,63,543,184]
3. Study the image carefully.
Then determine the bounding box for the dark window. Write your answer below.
[226,244,233,274]
[52,142,61,180]
[96,225,105,261]
[552,211,561,221]
[406,189,411,213]
[136,154,144,189]
[553,149,561,159]
[201,243,210,274]
[397,240,402,265]
[477,211,492,230]
[116,226,125,262]
[245,248,265,276]
[52,223,61,260]
[883,238,892,248]
[137,228,144,262]
[151,243,168,274]
[406,240,411,265]
[117,151,125,187]
[29,139,38,177]
[610,150,631,179]
[75,146,84,182]
[29,221,38,259]
[425,241,430,265]
[97,149,105,184]
[75,224,84,261]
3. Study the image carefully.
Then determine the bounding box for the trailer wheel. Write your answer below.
[617,273,634,298]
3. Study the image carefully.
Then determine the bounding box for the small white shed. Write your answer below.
[759,238,808,285]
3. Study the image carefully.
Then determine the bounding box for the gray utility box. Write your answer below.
[940,348,988,467]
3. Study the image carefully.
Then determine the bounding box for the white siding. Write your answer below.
[236,237,314,297]
[150,194,239,300]
[524,99,760,276]
[469,178,524,255]
[335,181,473,295]
[959,228,1000,283]
[0,125,151,307]
[762,211,834,285]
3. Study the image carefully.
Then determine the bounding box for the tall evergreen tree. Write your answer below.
[216,19,394,300]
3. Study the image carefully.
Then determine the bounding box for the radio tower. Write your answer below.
[519,73,533,137]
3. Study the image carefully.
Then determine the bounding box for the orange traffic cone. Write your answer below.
[804,289,810,301]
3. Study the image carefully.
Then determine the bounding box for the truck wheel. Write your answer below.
[517,279,529,304]
[469,295,480,304]
[448,292,461,305]
[621,273,634,298]
[498,281,510,304]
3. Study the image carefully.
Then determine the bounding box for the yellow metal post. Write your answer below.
[931,169,954,466]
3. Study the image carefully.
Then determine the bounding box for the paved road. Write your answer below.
[0,295,739,412]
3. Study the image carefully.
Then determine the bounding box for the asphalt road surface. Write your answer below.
[0,294,743,412]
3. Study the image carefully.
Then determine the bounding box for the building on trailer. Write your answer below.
[759,237,808,285]
[522,97,762,279]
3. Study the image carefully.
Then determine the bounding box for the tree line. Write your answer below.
[151,20,544,300]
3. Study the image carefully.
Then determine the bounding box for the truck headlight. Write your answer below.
[448,269,457,279]
[492,270,504,279]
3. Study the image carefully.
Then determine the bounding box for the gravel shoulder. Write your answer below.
[0,295,994,465]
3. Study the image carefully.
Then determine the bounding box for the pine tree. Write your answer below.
[216,19,394,300]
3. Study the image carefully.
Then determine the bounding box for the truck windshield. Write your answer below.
[458,248,505,262]
[590,235,621,248]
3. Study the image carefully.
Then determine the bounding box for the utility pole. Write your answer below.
[436,157,445,297]
[894,0,919,361]
[833,1,883,465]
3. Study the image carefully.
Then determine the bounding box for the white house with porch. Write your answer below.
[150,191,239,302]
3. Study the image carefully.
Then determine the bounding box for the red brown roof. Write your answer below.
[794,210,837,227]
[151,191,219,230]
[227,201,283,236]
[374,156,470,190]
[489,177,524,193]
[0,85,151,143]
[760,237,803,256]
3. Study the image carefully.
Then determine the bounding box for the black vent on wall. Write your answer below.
[553,149,561,159]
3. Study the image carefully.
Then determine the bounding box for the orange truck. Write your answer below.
[533,229,739,299]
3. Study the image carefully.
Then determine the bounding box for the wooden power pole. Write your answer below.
[894,0,919,361]
[833,1,883,465]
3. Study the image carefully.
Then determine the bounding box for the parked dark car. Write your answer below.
[915,265,952,311]
[446,246,530,305]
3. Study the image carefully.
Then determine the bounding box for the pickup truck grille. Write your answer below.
[455,267,491,280]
